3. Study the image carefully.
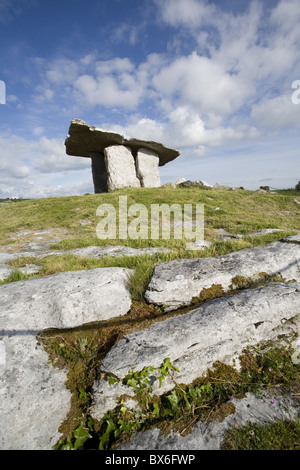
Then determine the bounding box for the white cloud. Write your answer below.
[0,132,93,198]
[110,105,259,153]
[45,58,79,85]
[157,0,216,29]
[0,133,90,180]
[74,57,146,109]
[0,134,31,179]
[33,136,91,173]
[251,93,300,129]
[152,52,253,118]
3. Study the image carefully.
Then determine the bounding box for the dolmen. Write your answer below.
[65,119,180,193]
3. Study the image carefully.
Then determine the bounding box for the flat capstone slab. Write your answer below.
[65,119,180,166]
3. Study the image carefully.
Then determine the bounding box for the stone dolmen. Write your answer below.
[65,119,180,193]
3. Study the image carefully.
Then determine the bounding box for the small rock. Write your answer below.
[69,246,171,259]
[79,220,92,226]
[186,239,212,251]
[175,177,186,185]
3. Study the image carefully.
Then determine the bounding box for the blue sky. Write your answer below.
[0,0,299,198]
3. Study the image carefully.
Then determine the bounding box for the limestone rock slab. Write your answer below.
[90,282,300,420]
[104,145,140,191]
[145,241,300,310]
[136,148,161,188]
[0,266,133,449]
[0,333,71,450]
[117,391,300,450]
[70,245,171,258]
[0,267,133,329]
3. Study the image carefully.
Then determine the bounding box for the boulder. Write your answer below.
[104,145,140,191]
[136,148,161,188]
[179,180,213,188]
[145,239,300,310]
[175,177,186,185]
[90,282,300,421]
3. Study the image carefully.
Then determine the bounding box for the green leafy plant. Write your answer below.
[55,340,300,451]
[55,419,94,450]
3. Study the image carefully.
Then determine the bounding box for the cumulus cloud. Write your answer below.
[0,134,31,180]
[251,93,300,129]
[74,57,146,109]
[32,136,91,173]
[0,133,90,180]
[157,0,216,29]
[0,132,93,198]
[110,105,259,153]
[152,52,253,118]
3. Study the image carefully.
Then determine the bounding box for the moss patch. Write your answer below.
[191,284,225,304]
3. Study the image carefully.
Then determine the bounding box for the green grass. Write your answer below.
[221,418,300,450]
[0,187,299,251]
[0,268,30,284]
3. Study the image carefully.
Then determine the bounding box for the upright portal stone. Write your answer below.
[104,145,141,191]
[90,152,108,193]
[136,148,161,188]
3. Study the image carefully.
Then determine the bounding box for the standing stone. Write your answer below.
[104,145,141,191]
[136,148,161,188]
[90,152,108,193]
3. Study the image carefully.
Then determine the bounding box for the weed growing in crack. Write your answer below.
[53,338,299,450]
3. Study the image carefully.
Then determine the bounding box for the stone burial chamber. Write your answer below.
[65,119,180,193]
